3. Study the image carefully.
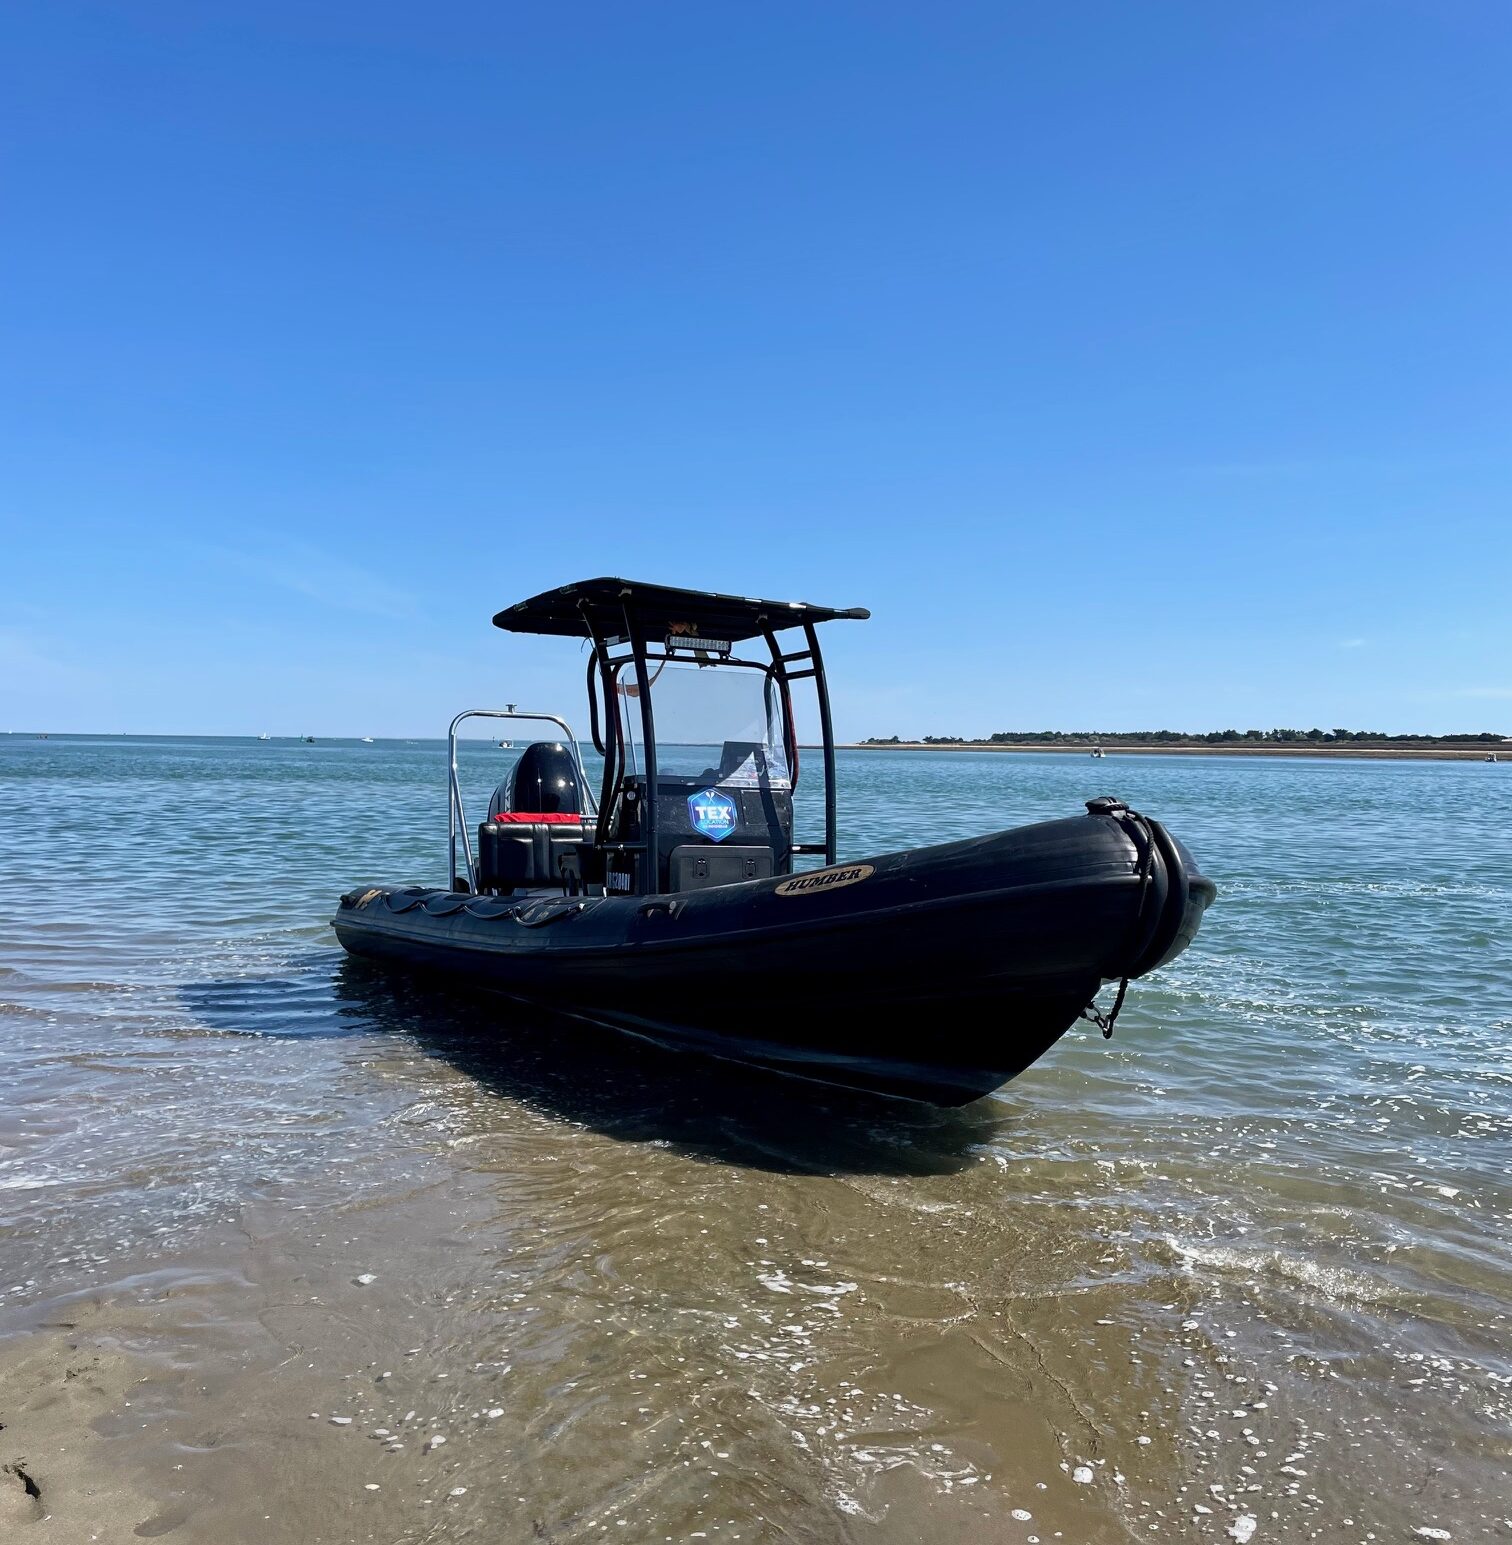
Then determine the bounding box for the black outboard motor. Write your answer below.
[485,741,584,820]
[476,743,589,895]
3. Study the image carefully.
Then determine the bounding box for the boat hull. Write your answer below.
[332,807,1214,1105]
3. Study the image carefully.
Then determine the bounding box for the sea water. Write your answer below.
[0,735,1507,1541]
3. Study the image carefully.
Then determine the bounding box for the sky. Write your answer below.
[2,1,1510,739]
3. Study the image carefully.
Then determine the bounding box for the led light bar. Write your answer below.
[664,634,732,655]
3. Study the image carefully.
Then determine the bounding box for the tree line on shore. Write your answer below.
[861,728,1509,746]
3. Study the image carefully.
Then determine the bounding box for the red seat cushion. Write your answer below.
[490,811,584,824]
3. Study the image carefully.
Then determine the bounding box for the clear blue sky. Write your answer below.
[3,1,1509,738]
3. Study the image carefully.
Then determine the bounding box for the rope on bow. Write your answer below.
[1079,803,1158,1040]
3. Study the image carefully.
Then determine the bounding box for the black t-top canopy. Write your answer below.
[493,577,870,643]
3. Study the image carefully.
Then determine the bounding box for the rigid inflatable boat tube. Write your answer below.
[1127,818,1193,979]
[1082,803,1167,983]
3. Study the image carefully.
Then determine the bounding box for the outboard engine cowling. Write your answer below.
[486,740,583,819]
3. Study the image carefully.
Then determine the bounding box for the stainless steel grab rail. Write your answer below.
[448,709,598,892]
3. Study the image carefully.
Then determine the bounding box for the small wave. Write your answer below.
[1163,1236,1404,1308]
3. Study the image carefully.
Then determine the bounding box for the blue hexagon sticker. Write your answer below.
[688,787,738,842]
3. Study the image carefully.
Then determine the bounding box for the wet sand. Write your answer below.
[0,1007,1178,1544]
[0,1059,1167,1542]
[4,980,1504,1544]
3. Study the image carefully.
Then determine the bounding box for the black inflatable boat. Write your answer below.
[333,578,1215,1105]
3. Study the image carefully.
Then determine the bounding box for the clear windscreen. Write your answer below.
[617,660,791,788]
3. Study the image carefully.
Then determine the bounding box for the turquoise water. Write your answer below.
[1,735,1508,1542]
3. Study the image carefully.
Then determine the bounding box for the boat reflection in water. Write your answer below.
[179,959,1000,1176]
[344,958,1002,1174]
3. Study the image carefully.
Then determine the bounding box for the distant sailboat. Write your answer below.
[258,733,271,740]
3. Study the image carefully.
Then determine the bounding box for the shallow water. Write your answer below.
[1,735,1508,1542]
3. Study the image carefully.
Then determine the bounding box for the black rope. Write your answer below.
[1080,809,1158,1040]
[1082,975,1131,1040]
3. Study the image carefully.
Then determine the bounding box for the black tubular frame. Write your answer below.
[578,596,841,894]
[625,600,659,894]
[761,624,835,865]
[803,621,838,865]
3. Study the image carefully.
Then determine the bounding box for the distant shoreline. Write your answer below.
[6,730,1504,763]
[841,742,1505,762]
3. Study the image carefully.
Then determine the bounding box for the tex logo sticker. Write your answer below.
[688,788,738,842]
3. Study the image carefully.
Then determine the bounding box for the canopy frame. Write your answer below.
[570,603,853,894]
